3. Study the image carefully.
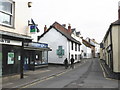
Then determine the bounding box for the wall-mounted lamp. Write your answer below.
[28,2,32,8]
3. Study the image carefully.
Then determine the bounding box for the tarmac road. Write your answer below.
[20,58,119,89]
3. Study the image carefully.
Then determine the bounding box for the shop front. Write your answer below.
[0,31,32,76]
[24,42,51,71]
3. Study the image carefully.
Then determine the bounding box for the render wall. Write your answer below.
[39,28,68,64]
[0,0,31,36]
[112,26,119,72]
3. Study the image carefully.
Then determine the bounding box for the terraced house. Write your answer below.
[100,2,120,79]
[38,22,81,64]
[0,0,51,80]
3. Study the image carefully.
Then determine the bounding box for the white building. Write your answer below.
[38,22,81,64]
[70,29,91,59]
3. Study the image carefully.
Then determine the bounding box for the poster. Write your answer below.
[8,52,14,64]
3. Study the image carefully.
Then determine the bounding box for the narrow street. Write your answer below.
[19,58,118,88]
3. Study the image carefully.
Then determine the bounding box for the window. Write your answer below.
[71,54,74,58]
[78,45,80,51]
[75,43,77,51]
[75,54,77,60]
[71,42,73,50]
[0,0,14,27]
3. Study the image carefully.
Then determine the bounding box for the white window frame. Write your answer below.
[0,0,14,27]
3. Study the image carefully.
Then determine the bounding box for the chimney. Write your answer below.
[80,37,83,39]
[118,1,120,20]
[44,25,47,32]
[92,39,95,42]
[68,24,71,33]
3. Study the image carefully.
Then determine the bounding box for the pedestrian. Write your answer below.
[64,58,68,69]
[70,55,74,69]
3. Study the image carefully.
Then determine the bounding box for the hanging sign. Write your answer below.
[30,25,36,33]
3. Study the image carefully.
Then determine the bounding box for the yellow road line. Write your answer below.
[19,60,88,88]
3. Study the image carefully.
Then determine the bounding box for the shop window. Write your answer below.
[0,0,14,27]
[42,51,48,64]
[7,52,14,64]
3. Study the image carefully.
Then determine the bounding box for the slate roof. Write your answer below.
[82,39,95,48]
[38,22,81,45]
[111,19,120,25]
[103,19,120,41]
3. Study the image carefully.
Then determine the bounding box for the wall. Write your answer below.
[71,34,89,59]
[0,0,31,36]
[112,26,119,72]
[118,26,120,72]
[40,28,68,64]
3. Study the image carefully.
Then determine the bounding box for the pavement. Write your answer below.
[2,58,119,89]
[100,60,120,80]
[2,59,87,89]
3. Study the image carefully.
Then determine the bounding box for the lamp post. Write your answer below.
[20,39,24,79]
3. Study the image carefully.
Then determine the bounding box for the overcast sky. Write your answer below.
[31,0,119,43]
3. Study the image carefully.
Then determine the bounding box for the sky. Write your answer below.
[31,0,119,43]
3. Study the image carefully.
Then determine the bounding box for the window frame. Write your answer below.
[0,0,15,27]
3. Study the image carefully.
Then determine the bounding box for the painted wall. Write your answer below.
[71,34,91,59]
[69,41,81,63]
[39,28,68,64]
[118,26,120,72]
[0,0,31,36]
[112,26,119,72]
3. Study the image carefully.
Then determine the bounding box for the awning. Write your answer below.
[24,46,52,51]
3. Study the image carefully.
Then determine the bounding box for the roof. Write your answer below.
[82,39,95,48]
[111,19,120,25]
[38,22,81,45]
[103,19,120,41]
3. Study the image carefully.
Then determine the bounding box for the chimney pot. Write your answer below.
[118,1,120,19]
[44,25,47,32]
[68,24,71,33]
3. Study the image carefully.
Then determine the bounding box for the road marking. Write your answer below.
[19,60,88,88]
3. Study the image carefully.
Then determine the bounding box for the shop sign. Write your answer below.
[0,38,22,46]
[8,52,14,64]
[30,25,36,33]
[27,42,48,48]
